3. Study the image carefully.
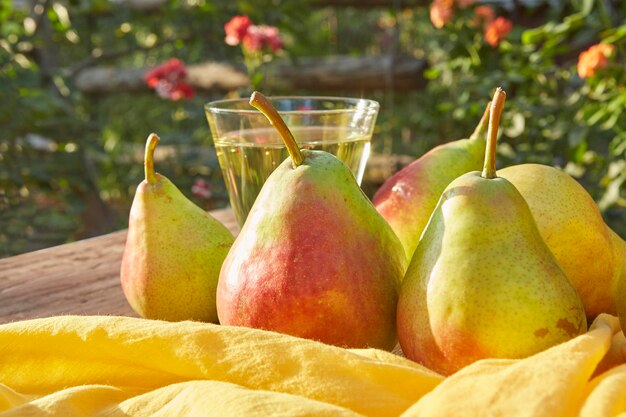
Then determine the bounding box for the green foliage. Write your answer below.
[0,0,236,256]
[393,1,625,236]
[0,0,624,257]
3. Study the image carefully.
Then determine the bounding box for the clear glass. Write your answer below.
[205,96,380,226]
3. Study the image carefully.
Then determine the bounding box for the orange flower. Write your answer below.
[430,0,454,29]
[484,17,513,47]
[473,5,495,27]
[577,43,615,78]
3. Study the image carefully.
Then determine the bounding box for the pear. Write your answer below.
[611,230,626,331]
[120,133,234,322]
[397,88,587,375]
[499,163,622,319]
[217,92,407,350]
[373,102,491,260]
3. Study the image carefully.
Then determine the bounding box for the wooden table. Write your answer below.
[0,208,238,324]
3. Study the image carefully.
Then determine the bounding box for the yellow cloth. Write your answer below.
[406,314,625,417]
[0,314,624,417]
[0,316,441,416]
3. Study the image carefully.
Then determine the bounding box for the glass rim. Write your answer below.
[205,95,380,115]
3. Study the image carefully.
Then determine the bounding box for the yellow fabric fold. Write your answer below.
[580,329,626,417]
[0,316,442,417]
[0,314,625,416]
[0,382,368,417]
[580,364,626,417]
[403,314,624,417]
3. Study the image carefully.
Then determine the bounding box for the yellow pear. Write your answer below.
[611,229,626,330]
[499,164,620,319]
[121,133,234,322]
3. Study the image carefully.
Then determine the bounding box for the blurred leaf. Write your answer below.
[587,107,609,126]
[568,126,588,148]
[522,27,544,45]
[602,24,626,43]
[504,112,525,138]
[424,67,441,79]
[580,0,594,16]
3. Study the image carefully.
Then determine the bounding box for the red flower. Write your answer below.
[155,81,195,100]
[144,58,185,87]
[242,25,264,52]
[224,15,283,54]
[144,58,195,101]
[484,17,513,47]
[191,178,213,199]
[577,43,615,78]
[430,0,454,29]
[242,25,283,53]
[224,15,252,46]
[260,25,283,53]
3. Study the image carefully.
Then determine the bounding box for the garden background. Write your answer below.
[1,0,625,257]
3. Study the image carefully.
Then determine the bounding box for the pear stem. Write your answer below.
[482,88,506,179]
[145,133,160,184]
[249,91,304,167]
[469,101,492,141]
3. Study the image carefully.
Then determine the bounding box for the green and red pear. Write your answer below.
[217,92,407,350]
[373,103,491,260]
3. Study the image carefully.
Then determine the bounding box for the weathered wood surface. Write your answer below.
[265,54,427,91]
[74,55,427,94]
[74,61,251,94]
[0,208,238,324]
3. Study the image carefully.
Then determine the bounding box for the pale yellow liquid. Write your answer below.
[215,126,371,226]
